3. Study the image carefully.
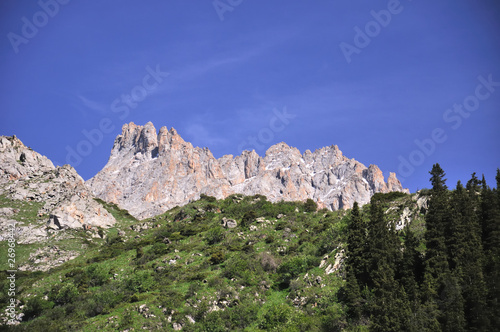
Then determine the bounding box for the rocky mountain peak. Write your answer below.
[0,135,54,180]
[0,136,115,235]
[88,122,409,219]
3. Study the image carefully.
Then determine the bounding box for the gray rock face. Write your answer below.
[88,122,408,219]
[0,136,116,232]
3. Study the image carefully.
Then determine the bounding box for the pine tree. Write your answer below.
[400,227,425,330]
[345,265,363,322]
[480,174,500,329]
[400,228,423,301]
[367,198,410,331]
[346,202,367,283]
[449,180,488,330]
[422,164,466,331]
[344,202,366,322]
[422,164,450,300]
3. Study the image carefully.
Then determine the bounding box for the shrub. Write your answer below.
[209,251,225,265]
[23,296,54,321]
[151,242,168,256]
[259,303,293,330]
[159,289,184,312]
[125,271,155,293]
[241,211,257,228]
[200,194,217,202]
[299,242,319,257]
[371,191,408,203]
[86,264,109,287]
[304,198,318,212]
[105,233,123,245]
[49,282,79,305]
[277,255,318,287]
[259,252,280,272]
[174,209,188,221]
[206,227,224,245]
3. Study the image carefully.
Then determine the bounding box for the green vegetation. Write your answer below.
[343,165,500,331]
[1,166,499,331]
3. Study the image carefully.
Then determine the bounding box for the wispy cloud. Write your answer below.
[77,94,108,115]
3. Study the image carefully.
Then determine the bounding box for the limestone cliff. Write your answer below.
[0,135,115,234]
[87,122,408,219]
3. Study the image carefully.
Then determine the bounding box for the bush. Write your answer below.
[159,289,184,312]
[200,194,217,202]
[259,252,279,272]
[86,264,109,287]
[265,234,275,244]
[241,211,257,228]
[151,242,168,256]
[23,296,54,321]
[371,191,408,203]
[209,251,225,265]
[205,227,224,245]
[125,271,155,293]
[304,198,318,212]
[277,255,319,287]
[49,282,79,305]
[259,303,293,330]
[299,242,319,257]
[223,254,260,284]
[105,233,123,245]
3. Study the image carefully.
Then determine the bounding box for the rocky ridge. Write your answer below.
[0,135,116,241]
[88,122,408,219]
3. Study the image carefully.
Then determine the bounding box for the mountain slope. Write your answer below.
[87,122,408,219]
[0,136,116,246]
[1,191,423,330]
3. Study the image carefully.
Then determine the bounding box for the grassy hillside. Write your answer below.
[0,191,423,331]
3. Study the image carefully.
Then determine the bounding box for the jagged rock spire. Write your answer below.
[88,122,408,219]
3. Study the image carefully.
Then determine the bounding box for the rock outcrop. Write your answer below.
[0,135,116,232]
[88,122,408,219]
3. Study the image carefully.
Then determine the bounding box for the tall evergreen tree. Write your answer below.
[400,228,423,302]
[422,164,465,331]
[466,172,481,197]
[422,164,450,300]
[480,175,500,329]
[367,198,410,331]
[346,202,367,283]
[345,265,363,322]
[344,202,366,322]
[449,180,488,330]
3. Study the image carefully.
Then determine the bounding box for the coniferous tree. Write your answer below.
[346,202,367,282]
[480,174,500,329]
[450,180,488,330]
[400,227,425,330]
[422,164,465,331]
[344,202,366,322]
[345,265,363,322]
[466,172,481,197]
[367,198,410,331]
[422,165,450,302]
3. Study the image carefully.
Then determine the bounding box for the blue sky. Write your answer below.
[1,0,499,193]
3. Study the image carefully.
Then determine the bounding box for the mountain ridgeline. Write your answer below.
[87,122,408,219]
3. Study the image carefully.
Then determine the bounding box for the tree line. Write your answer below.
[344,164,500,331]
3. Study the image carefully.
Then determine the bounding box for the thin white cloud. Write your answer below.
[77,94,108,115]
